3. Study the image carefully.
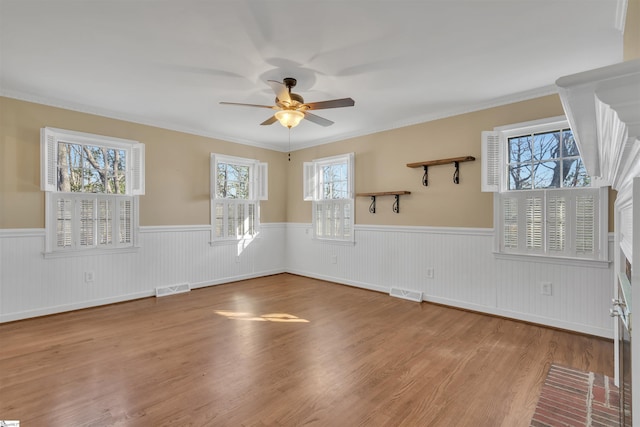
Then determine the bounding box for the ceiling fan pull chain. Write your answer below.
[288,128,291,162]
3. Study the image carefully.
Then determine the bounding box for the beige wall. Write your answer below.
[0,97,287,228]
[288,95,565,228]
[2,3,637,231]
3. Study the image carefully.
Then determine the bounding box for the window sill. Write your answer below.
[43,246,140,259]
[493,251,610,268]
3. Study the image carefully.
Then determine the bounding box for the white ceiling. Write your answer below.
[0,0,625,151]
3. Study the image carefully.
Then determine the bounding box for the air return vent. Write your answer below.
[389,287,422,302]
[155,283,191,297]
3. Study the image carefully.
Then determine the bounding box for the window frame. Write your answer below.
[304,153,355,243]
[482,117,608,262]
[40,127,144,257]
[210,153,267,244]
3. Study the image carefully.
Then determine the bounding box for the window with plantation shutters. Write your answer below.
[40,127,144,255]
[482,117,607,261]
[210,154,267,242]
[303,153,354,242]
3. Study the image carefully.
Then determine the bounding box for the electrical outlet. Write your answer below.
[84,272,95,283]
[540,282,553,296]
[426,268,434,279]
[235,256,241,263]
[331,255,337,264]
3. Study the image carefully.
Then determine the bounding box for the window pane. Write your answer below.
[562,159,590,188]
[561,129,579,157]
[237,203,245,236]
[217,163,250,199]
[57,142,83,192]
[321,163,348,199]
[532,131,560,161]
[508,135,532,163]
[533,161,560,189]
[508,164,532,190]
[343,202,352,238]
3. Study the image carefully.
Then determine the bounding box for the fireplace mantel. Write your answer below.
[557,58,640,426]
[556,59,640,191]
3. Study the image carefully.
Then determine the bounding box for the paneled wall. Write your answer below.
[1,223,613,337]
[0,224,286,322]
[286,223,614,338]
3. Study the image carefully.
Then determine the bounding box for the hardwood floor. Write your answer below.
[0,273,613,426]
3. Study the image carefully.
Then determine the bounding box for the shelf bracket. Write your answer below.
[356,191,411,214]
[393,194,400,213]
[453,161,460,184]
[422,165,429,186]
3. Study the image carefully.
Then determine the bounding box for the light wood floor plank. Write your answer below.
[0,273,613,426]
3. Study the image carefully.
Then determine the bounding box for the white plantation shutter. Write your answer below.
[575,194,595,255]
[502,197,519,250]
[525,195,543,251]
[346,152,355,198]
[40,128,59,191]
[79,199,96,248]
[255,162,268,200]
[97,199,113,246]
[130,143,145,195]
[303,162,317,201]
[481,131,501,192]
[119,198,132,245]
[55,196,74,248]
[547,194,566,254]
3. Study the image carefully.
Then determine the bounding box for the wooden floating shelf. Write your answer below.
[406,156,475,186]
[356,191,411,214]
[356,191,411,197]
[406,156,475,168]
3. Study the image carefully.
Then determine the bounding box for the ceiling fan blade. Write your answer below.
[260,115,278,126]
[304,112,334,127]
[267,80,291,105]
[220,102,276,109]
[305,98,355,110]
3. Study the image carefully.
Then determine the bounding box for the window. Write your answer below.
[210,154,267,242]
[40,127,144,255]
[304,153,354,242]
[482,117,607,261]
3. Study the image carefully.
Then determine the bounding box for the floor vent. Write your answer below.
[155,283,191,297]
[389,288,423,302]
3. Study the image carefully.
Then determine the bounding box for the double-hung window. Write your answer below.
[482,117,607,261]
[40,127,145,255]
[210,154,267,242]
[304,153,355,242]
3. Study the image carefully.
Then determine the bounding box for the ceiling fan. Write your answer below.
[220,77,355,129]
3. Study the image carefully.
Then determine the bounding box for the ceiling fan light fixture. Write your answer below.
[275,109,304,128]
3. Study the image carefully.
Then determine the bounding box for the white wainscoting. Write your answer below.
[1,222,614,338]
[285,223,615,338]
[0,224,286,322]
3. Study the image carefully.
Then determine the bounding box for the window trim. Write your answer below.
[483,117,608,262]
[304,153,355,243]
[40,127,144,256]
[210,153,267,244]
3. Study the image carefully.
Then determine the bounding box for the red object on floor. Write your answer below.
[530,364,620,426]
